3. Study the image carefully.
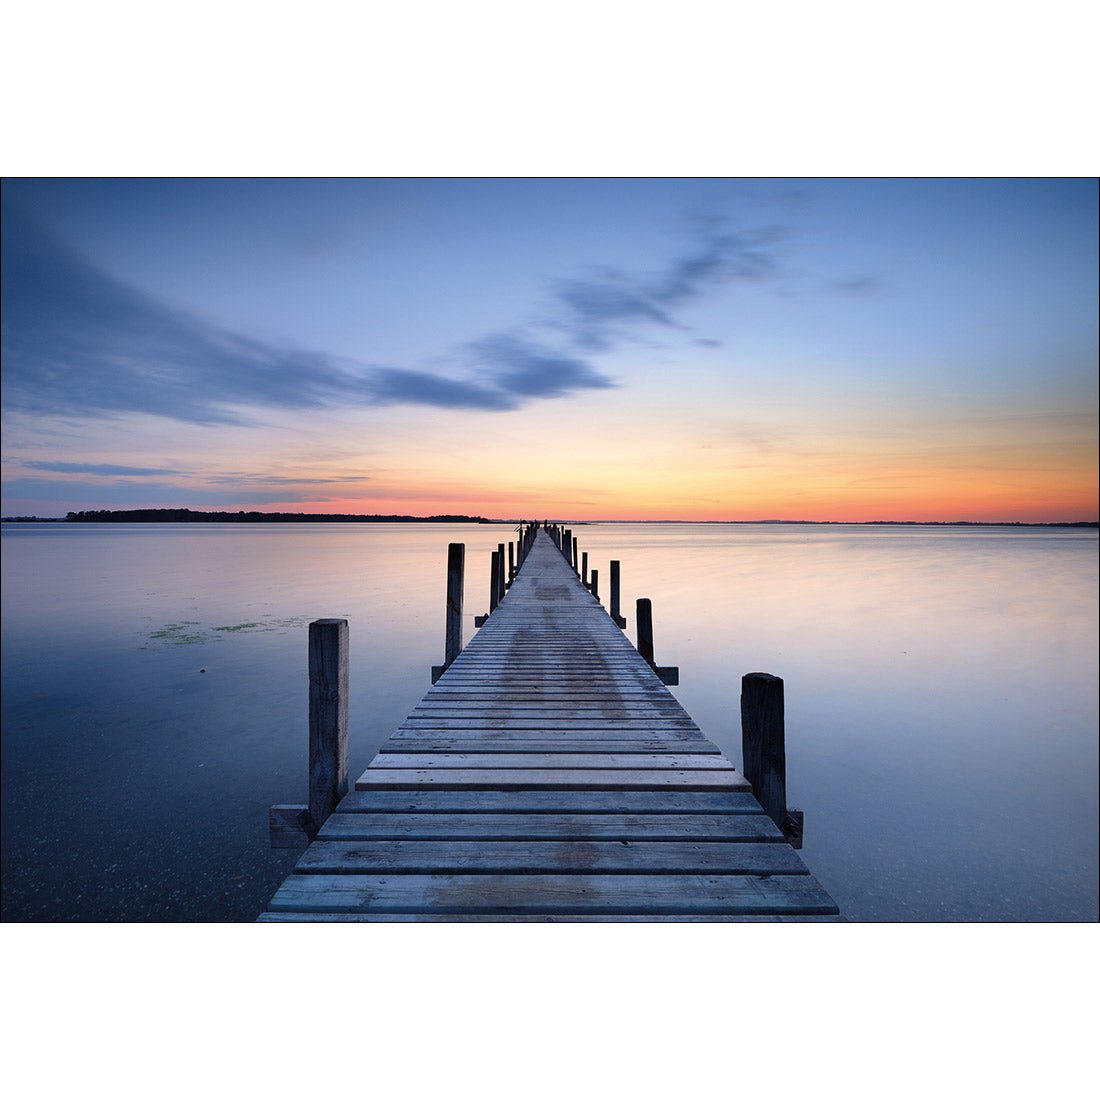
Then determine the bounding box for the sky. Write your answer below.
[1,177,1096,522]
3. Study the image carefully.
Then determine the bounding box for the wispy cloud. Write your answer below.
[827,275,883,296]
[0,477,307,506]
[1,201,788,427]
[23,461,180,477]
[544,224,788,351]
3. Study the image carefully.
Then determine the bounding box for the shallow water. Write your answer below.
[2,521,1096,921]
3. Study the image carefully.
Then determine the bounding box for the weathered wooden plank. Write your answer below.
[335,789,765,814]
[295,839,808,874]
[267,872,839,915]
[318,812,784,841]
[259,912,844,922]
[387,730,712,748]
[395,717,701,727]
[366,753,733,770]
[379,739,722,754]
[355,768,751,791]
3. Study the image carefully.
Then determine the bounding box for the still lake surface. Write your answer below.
[1,521,1096,922]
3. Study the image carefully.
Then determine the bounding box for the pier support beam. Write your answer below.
[741,673,804,848]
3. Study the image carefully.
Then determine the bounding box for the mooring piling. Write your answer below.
[610,559,626,628]
[741,673,804,848]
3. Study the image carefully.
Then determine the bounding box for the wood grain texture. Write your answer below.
[263,528,839,922]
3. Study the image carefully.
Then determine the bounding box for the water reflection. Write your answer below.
[1,522,1096,921]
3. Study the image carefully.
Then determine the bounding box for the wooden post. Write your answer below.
[308,618,349,832]
[636,598,654,665]
[432,542,464,682]
[581,550,589,589]
[635,598,679,686]
[610,560,626,627]
[489,550,500,613]
[496,542,506,604]
[563,528,572,564]
[508,541,515,584]
[741,673,803,848]
[590,568,599,602]
[572,537,579,575]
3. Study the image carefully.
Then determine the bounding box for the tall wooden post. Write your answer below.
[563,528,572,564]
[741,673,803,848]
[444,542,464,666]
[590,568,599,602]
[508,541,515,584]
[636,598,654,665]
[572,537,579,575]
[581,551,589,589]
[489,550,501,613]
[610,560,626,627]
[308,618,349,832]
[496,543,506,604]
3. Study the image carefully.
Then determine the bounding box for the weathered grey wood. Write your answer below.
[269,804,314,848]
[318,812,782,842]
[489,550,501,614]
[333,788,766,814]
[610,559,626,627]
[356,768,750,790]
[268,872,839,915]
[741,672,803,847]
[381,739,722,754]
[265,527,837,921]
[295,839,808,874]
[636,597,654,665]
[259,912,844,922]
[444,542,464,668]
[309,618,349,831]
[367,753,733,770]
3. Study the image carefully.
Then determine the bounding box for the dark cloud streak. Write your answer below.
[1,201,788,427]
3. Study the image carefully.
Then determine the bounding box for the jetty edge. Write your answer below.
[261,523,840,921]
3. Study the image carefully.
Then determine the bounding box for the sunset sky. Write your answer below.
[2,177,1096,521]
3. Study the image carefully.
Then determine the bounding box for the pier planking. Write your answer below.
[264,527,839,921]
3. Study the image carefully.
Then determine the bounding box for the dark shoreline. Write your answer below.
[2,509,1096,529]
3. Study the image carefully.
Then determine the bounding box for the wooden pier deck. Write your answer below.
[261,528,840,921]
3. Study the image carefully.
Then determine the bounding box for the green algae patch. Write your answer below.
[149,622,208,646]
[213,622,263,633]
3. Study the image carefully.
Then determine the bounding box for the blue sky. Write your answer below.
[1,177,1096,520]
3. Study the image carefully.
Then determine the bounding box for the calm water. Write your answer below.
[2,522,1096,922]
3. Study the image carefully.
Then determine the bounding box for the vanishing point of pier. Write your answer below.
[262,524,840,921]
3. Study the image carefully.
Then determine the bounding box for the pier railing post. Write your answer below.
[610,560,626,627]
[572,537,579,575]
[590,568,599,602]
[581,550,589,589]
[741,673,803,848]
[508,541,515,585]
[432,542,465,683]
[308,617,349,833]
[496,542,506,604]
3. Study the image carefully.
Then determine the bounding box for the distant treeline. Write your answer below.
[63,508,494,524]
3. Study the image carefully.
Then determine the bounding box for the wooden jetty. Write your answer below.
[262,525,839,921]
